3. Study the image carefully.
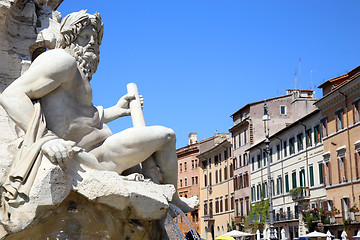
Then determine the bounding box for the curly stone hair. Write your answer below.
[56,10,104,49]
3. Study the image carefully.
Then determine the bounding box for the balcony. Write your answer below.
[275,212,298,222]
[290,187,310,201]
[203,214,214,222]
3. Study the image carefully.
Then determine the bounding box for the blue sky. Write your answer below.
[58,1,360,148]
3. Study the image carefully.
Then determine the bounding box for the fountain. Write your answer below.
[0,1,199,239]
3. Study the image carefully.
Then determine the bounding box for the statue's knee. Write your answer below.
[164,128,176,144]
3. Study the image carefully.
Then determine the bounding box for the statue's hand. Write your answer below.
[41,139,76,169]
[116,93,144,117]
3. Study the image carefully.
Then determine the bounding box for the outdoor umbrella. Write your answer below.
[225,230,254,238]
[326,230,333,240]
[300,231,327,238]
[341,230,347,240]
[353,230,360,239]
[216,235,235,240]
[281,229,286,240]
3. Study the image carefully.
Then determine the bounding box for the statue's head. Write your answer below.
[56,10,104,80]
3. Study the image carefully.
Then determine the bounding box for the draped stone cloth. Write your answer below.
[3,101,57,205]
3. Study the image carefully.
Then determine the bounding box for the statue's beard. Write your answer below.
[69,43,99,81]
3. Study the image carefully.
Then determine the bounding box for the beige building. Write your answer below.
[315,66,360,239]
[230,90,317,227]
[248,110,326,239]
[176,133,201,235]
[198,133,234,240]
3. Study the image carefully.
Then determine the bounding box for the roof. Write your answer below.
[318,65,360,89]
[230,94,291,118]
[247,109,320,151]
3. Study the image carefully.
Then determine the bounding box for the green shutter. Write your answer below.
[319,163,323,184]
[285,174,289,192]
[309,166,314,186]
[292,171,297,189]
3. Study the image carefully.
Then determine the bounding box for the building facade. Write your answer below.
[176,133,201,235]
[315,66,360,239]
[198,133,234,240]
[248,110,326,239]
[230,90,317,226]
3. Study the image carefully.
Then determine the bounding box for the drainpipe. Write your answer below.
[299,122,310,196]
[257,147,264,197]
[338,91,355,202]
[275,136,285,205]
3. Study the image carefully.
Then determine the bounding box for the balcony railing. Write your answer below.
[275,212,298,222]
[290,187,310,201]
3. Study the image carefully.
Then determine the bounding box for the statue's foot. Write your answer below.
[172,196,199,214]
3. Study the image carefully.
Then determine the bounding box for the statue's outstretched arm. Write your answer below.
[101,93,143,123]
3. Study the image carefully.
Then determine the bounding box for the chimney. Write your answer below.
[188,132,197,145]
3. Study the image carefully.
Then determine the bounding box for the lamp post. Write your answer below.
[263,102,276,240]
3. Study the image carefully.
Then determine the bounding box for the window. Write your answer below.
[219,169,222,182]
[338,156,347,182]
[283,141,287,157]
[289,137,295,155]
[192,177,195,185]
[230,164,234,177]
[306,129,312,147]
[321,118,328,137]
[252,157,255,171]
[263,151,266,166]
[224,149,228,159]
[257,154,261,169]
[204,174,207,186]
[184,162,187,171]
[233,157,237,170]
[336,108,344,131]
[238,132,242,147]
[297,133,304,151]
[224,166,228,180]
[209,173,212,186]
[318,162,324,184]
[314,125,321,144]
[202,160,208,168]
[185,178,187,186]
[214,155,219,166]
[309,165,314,187]
[244,154,248,166]
[277,176,283,195]
[257,184,261,200]
[234,176,238,190]
[354,100,360,123]
[220,198,223,212]
[192,160,194,169]
[204,201,208,215]
[195,176,198,184]
[299,169,305,187]
[208,158,212,169]
[231,195,234,210]
[219,153,222,162]
[355,152,360,179]
[280,105,286,115]
[215,199,219,213]
[271,179,275,196]
[179,163,182,172]
[269,148,273,163]
[292,171,297,189]
[277,144,281,160]
[225,196,229,211]
[215,170,218,183]
[285,173,289,192]
[180,179,182,187]
[251,186,255,202]
[238,155,242,168]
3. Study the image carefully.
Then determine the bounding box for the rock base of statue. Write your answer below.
[0,158,175,240]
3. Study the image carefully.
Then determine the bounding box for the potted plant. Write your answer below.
[333,207,340,215]
[350,204,359,213]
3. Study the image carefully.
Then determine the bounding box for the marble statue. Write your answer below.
[0,9,198,238]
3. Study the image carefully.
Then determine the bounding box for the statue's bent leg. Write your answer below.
[90,126,177,176]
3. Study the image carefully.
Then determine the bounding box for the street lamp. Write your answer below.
[263,102,276,240]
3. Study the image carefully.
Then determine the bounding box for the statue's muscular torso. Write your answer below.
[36,49,112,150]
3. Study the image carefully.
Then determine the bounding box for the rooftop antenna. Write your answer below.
[298,57,301,90]
[294,69,297,89]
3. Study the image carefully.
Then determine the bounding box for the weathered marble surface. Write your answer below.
[0,2,197,239]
